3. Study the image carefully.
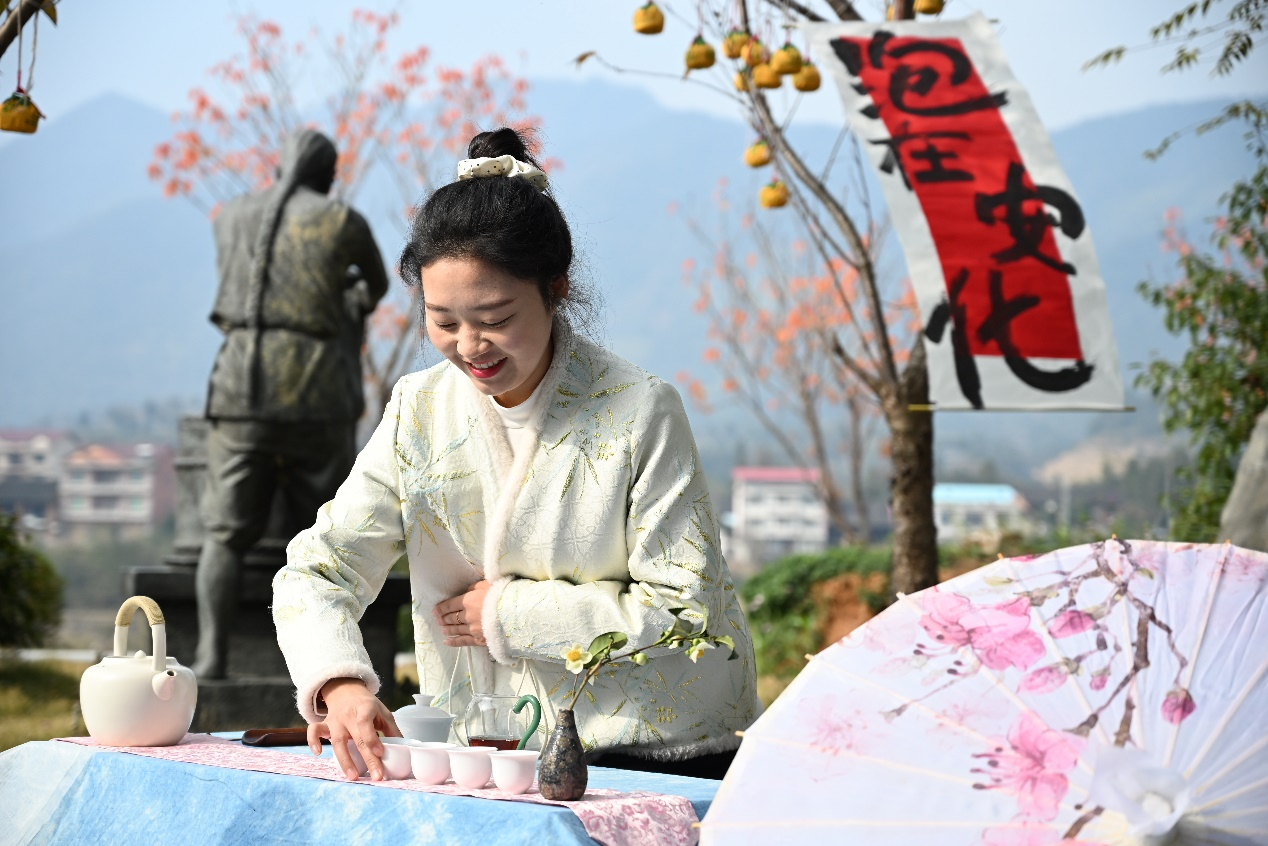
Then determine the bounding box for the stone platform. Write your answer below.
[192,677,305,731]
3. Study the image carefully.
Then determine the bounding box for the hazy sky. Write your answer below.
[7,0,1266,132]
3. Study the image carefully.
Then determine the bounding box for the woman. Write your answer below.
[273,128,759,783]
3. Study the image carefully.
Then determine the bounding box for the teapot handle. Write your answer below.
[114,595,168,673]
[512,694,542,751]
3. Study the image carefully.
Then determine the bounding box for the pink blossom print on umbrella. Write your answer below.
[1048,610,1096,639]
[1019,662,1075,695]
[971,712,1085,822]
[920,589,1045,671]
[807,698,871,756]
[1161,688,1196,725]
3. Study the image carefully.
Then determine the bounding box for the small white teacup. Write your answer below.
[378,737,420,780]
[340,736,417,780]
[448,746,494,789]
[408,741,456,785]
[490,750,540,795]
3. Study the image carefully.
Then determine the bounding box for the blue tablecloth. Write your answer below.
[0,735,717,845]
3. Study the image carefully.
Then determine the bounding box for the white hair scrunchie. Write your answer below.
[455,155,549,191]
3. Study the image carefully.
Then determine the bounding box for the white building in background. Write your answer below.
[0,429,74,533]
[59,443,175,541]
[725,466,829,577]
[934,483,1032,545]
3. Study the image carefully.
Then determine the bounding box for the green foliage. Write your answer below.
[1149,99,1268,161]
[1150,0,1217,39]
[0,514,64,648]
[1085,0,1266,157]
[739,546,891,681]
[1136,153,1268,541]
[1086,0,1264,77]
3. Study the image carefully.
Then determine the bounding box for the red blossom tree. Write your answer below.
[149,10,551,423]
[675,180,919,546]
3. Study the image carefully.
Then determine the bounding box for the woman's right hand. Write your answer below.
[307,677,401,781]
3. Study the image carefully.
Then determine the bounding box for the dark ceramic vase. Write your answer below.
[538,709,587,800]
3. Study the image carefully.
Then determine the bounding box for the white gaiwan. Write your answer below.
[79,595,198,747]
[394,693,455,743]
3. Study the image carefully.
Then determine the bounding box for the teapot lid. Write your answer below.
[395,693,452,719]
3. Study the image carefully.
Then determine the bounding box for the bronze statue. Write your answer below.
[193,129,387,679]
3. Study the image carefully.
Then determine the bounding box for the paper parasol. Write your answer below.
[701,540,1268,845]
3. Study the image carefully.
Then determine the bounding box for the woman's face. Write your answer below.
[421,257,562,407]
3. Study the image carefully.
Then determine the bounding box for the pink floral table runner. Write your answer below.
[56,734,699,846]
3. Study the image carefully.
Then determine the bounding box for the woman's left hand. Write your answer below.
[434,579,490,647]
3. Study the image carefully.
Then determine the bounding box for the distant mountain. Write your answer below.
[0,93,176,243]
[0,80,1256,488]
[0,195,219,419]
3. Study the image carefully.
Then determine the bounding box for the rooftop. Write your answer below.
[933,483,1025,507]
[733,466,821,484]
[65,443,157,466]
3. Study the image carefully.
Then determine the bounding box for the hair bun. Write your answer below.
[467,127,542,170]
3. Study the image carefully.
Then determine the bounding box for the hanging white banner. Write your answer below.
[803,14,1125,411]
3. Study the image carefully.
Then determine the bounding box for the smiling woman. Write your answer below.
[421,257,561,409]
[272,127,760,785]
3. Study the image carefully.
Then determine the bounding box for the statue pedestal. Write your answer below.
[127,565,409,731]
[192,678,305,732]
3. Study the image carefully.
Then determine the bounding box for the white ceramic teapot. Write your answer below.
[79,595,198,747]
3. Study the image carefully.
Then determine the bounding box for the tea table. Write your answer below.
[0,732,718,845]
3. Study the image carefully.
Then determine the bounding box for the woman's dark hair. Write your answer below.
[399,128,588,321]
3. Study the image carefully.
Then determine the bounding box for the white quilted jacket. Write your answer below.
[273,326,759,760]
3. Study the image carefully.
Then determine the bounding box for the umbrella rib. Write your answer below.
[894,592,1096,778]
[741,729,1086,817]
[1179,826,1268,845]
[1165,541,1232,768]
[1190,732,1268,798]
[1183,659,1268,783]
[1189,802,1268,822]
[740,732,981,785]
[1188,774,1268,815]
[1004,555,1113,747]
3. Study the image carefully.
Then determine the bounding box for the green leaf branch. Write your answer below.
[560,608,737,711]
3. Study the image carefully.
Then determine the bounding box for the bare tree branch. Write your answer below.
[821,0,865,21]
[0,0,48,65]
[743,83,903,390]
[764,0,823,23]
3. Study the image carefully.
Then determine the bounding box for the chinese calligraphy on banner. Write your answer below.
[803,14,1125,411]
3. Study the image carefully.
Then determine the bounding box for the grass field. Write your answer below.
[0,660,89,752]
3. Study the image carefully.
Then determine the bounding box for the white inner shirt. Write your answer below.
[488,382,545,466]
